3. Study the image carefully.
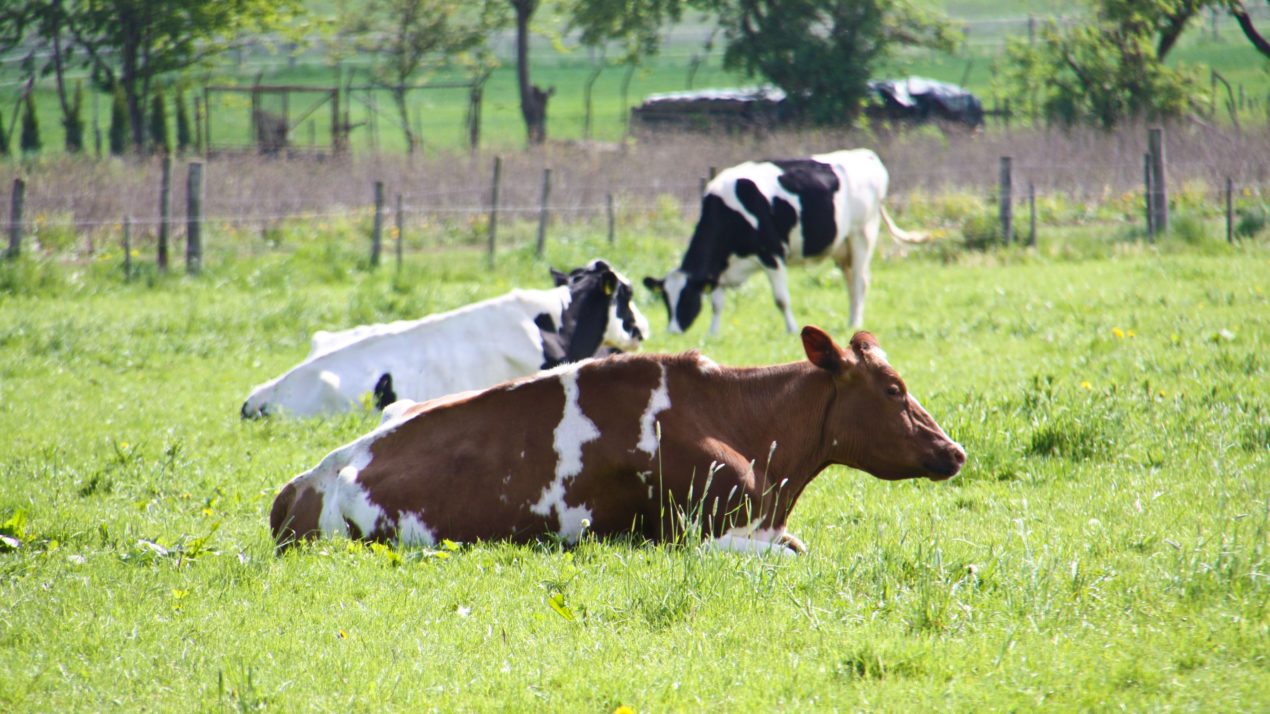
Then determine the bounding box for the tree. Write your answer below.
[335,0,497,153]
[700,0,958,125]
[108,84,127,155]
[1003,1,1201,128]
[149,88,170,153]
[509,0,554,144]
[59,0,299,152]
[20,93,42,154]
[0,112,9,157]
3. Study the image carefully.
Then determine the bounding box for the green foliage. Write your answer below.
[108,84,128,155]
[20,92,41,154]
[706,0,958,125]
[149,87,170,154]
[1235,202,1268,238]
[566,0,687,61]
[1001,1,1202,128]
[62,80,84,154]
[174,88,192,153]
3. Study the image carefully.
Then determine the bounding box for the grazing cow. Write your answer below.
[269,326,965,555]
[241,259,649,418]
[643,149,927,335]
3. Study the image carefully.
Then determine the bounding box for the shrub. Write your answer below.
[1235,204,1268,239]
[961,210,1001,250]
[1169,211,1210,246]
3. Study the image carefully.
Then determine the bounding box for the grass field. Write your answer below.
[2,3,1268,154]
[1,208,1267,709]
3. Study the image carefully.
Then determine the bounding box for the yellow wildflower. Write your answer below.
[1111,327,1125,339]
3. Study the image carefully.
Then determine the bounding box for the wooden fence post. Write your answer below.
[1226,177,1235,244]
[370,180,384,268]
[998,156,1013,245]
[1028,182,1037,247]
[395,193,404,271]
[1144,152,1155,242]
[1148,127,1168,234]
[122,216,132,282]
[607,193,615,245]
[487,156,502,268]
[7,178,24,259]
[158,154,172,272]
[535,167,552,259]
[186,162,204,274]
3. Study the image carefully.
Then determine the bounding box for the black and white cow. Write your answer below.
[643,149,926,335]
[241,259,649,418]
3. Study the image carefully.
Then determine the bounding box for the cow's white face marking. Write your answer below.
[396,512,436,546]
[636,365,671,457]
[663,271,689,333]
[530,367,599,543]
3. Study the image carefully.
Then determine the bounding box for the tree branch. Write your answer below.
[1232,2,1270,57]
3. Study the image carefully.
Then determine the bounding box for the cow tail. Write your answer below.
[880,205,930,244]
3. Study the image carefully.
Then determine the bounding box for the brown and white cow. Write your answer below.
[269,326,964,555]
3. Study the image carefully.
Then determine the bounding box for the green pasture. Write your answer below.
[3,2,1269,155]
[1,205,1267,710]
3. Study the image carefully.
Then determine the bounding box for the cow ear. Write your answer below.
[643,276,664,294]
[550,267,569,287]
[801,326,855,374]
[602,270,618,297]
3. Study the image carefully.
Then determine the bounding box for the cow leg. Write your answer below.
[708,287,726,335]
[847,219,881,328]
[710,525,799,557]
[763,261,798,333]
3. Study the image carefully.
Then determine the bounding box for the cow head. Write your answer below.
[642,270,716,334]
[550,259,649,363]
[241,366,349,419]
[801,326,965,481]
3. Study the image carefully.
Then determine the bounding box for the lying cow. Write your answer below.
[644,149,927,335]
[241,259,649,418]
[269,326,965,555]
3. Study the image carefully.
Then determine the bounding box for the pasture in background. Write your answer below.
[1,140,1268,706]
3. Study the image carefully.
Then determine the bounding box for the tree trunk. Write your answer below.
[392,85,417,154]
[119,21,145,151]
[512,0,550,145]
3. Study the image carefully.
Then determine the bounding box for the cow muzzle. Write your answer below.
[923,442,966,481]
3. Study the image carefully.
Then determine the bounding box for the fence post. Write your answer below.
[998,156,1013,245]
[396,193,404,271]
[487,156,502,269]
[1028,182,1037,247]
[607,192,615,245]
[186,162,204,274]
[7,178,24,259]
[1148,127,1168,234]
[158,154,172,272]
[535,167,552,259]
[1226,177,1234,244]
[1143,152,1155,242]
[370,180,384,268]
[122,216,132,282]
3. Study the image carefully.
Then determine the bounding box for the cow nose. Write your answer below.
[925,442,966,480]
[241,402,261,420]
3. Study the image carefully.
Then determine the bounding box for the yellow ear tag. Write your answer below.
[605,283,614,296]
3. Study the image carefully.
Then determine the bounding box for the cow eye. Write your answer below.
[886,384,902,398]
